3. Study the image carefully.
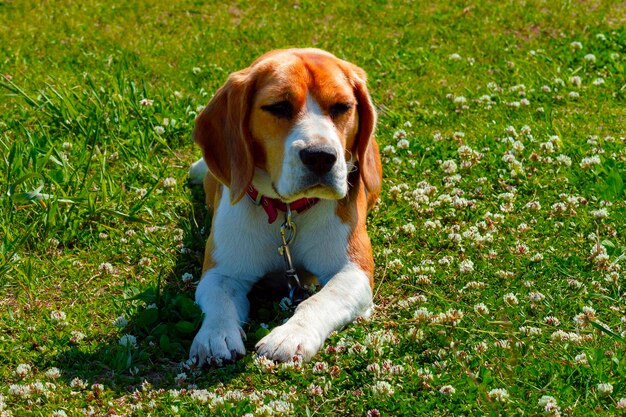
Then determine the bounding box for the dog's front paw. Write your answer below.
[190,323,246,366]
[255,323,322,363]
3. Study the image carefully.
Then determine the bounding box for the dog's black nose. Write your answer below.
[299,146,337,176]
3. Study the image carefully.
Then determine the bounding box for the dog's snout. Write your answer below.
[299,146,338,176]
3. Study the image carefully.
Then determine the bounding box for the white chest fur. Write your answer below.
[211,190,351,283]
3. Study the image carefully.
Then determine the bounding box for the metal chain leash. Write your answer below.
[278,205,306,303]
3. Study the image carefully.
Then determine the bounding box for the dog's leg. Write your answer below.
[190,269,254,365]
[255,263,372,362]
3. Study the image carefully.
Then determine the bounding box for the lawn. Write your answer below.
[1,0,625,415]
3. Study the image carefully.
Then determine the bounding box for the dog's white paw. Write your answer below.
[190,322,246,366]
[255,323,322,363]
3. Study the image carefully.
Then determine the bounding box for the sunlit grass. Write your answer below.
[1,0,625,415]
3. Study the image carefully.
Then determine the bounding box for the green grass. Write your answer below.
[1,0,625,415]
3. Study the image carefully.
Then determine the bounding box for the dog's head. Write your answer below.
[194,48,380,204]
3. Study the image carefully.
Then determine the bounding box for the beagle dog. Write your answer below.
[188,48,382,365]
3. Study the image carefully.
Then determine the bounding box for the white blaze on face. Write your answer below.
[276,93,348,201]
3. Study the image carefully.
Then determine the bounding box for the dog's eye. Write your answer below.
[329,102,352,118]
[261,101,294,119]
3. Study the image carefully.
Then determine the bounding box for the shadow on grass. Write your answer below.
[50,180,293,394]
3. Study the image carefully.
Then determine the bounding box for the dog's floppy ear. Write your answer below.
[345,63,382,199]
[193,69,255,204]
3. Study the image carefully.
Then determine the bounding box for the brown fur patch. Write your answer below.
[336,170,375,288]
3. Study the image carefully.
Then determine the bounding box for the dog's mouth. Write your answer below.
[272,180,346,203]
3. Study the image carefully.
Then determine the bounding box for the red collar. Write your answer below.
[246,185,319,224]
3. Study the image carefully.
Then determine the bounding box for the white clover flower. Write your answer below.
[9,383,32,397]
[382,145,396,155]
[505,126,517,136]
[192,67,202,74]
[454,95,467,104]
[397,138,410,149]
[45,367,61,379]
[540,141,555,153]
[119,334,137,348]
[99,262,114,274]
[308,384,324,396]
[519,326,542,336]
[498,192,515,202]
[400,223,416,235]
[538,395,557,407]
[617,398,626,409]
[459,259,474,273]
[570,41,583,51]
[597,383,613,396]
[568,91,580,99]
[488,388,510,402]
[439,385,455,395]
[592,77,605,86]
[393,129,407,140]
[139,98,154,107]
[70,330,86,343]
[530,253,544,262]
[570,76,582,87]
[414,307,431,322]
[556,154,572,166]
[387,258,404,271]
[529,291,545,301]
[591,208,608,218]
[474,303,489,315]
[15,364,31,379]
[163,177,177,188]
[253,354,276,373]
[574,353,588,366]
[441,160,457,174]
[503,293,519,305]
[550,330,583,343]
[584,54,596,62]
[154,126,165,135]
[70,377,87,389]
[541,85,551,92]
[50,310,67,322]
[312,361,328,374]
[371,381,395,396]
[580,155,601,168]
[448,53,462,61]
